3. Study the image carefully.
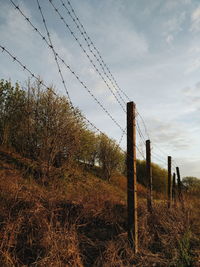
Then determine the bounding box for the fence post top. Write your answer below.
[127,101,136,106]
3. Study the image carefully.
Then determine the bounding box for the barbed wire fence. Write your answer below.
[0,0,183,176]
[0,0,187,252]
[1,0,184,208]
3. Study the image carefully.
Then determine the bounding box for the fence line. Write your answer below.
[0,1,187,253]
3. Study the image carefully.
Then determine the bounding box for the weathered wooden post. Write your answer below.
[146,140,153,212]
[176,167,183,204]
[172,172,177,207]
[127,101,138,253]
[167,156,172,208]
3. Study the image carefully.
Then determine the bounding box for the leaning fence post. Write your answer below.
[172,172,177,207]
[146,140,153,212]
[127,101,138,253]
[167,156,172,208]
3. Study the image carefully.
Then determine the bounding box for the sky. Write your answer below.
[0,0,200,177]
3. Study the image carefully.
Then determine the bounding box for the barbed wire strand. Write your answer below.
[7,1,181,167]
[151,153,167,166]
[136,145,146,161]
[48,0,126,113]
[9,0,124,132]
[136,110,150,140]
[136,110,180,166]
[136,121,146,146]
[1,43,178,165]
[36,0,72,104]
[0,44,110,139]
[65,0,131,102]
[136,111,180,169]
[59,0,128,106]
[13,0,148,159]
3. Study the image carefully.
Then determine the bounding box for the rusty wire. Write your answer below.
[10,0,124,132]
[6,0,178,164]
[59,0,128,107]
[36,0,72,104]
[0,44,104,136]
[48,0,126,113]
[36,0,128,154]
[65,0,131,103]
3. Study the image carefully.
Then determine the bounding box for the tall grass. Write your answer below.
[0,152,199,266]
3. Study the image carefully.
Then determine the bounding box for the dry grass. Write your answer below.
[0,152,199,266]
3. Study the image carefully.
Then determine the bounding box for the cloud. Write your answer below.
[166,34,174,44]
[164,0,191,10]
[190,6,200,32]
[163,12,186,45]
[0,1,75,93]
[182,81,200,111]
[97,22,149,63]
[165,12,186,32]
[188,45,200,54]
[148,118,192,152]
[77,0,149,63]
[177,157,200,177]
[185,58,200,73]
[0,2,33,50]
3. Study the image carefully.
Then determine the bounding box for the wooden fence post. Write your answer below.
[127,101,138,253]
[167,156,172,208]
[146,140,153,212]
[176,167,183,204]
[172,172,176,207]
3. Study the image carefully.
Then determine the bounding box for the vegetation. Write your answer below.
[0,79,199,266]
[182,176,200,197]
[0,79,168,192]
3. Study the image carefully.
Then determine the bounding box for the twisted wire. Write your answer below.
[0,44,109,138]
[10,0,124,132]
[65,0,131,103]
[48,0,126,113]
[59,0,128,106]
[136,110,180,168]
[136,110,150,140]
[136,120,146,146]
[36,0,72,103]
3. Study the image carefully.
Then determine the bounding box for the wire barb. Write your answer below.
[0,43,111,140]
[49,0,126,113]
[64,0,131,103]
[10,0,124,133]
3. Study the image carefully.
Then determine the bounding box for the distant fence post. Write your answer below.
[167,156,172,208]
[176,167,183,205]
[172,172,177,207]
[127,101,138,253]
[146,140,153,212]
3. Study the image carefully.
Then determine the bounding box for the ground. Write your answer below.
[0,150,200,266]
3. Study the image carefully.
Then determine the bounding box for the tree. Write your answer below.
[182,177,200,196]
[0,80,85,177]
[136,159,167,193]
[0,80,27,150]
[32,85,84,174]
[76,129,99,166]
[98,134,125,181]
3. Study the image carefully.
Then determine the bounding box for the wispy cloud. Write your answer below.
[148,118,192,151]
[177,157,200,177]
[185,58,200,73]
[165,34,174,44]
[163,12,186,45]
[163,0,191,11]
[190,6,200,32]
[182,81,200,111]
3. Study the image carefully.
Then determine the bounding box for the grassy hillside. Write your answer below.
[0,80,199,266]
[0,149,200,267]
